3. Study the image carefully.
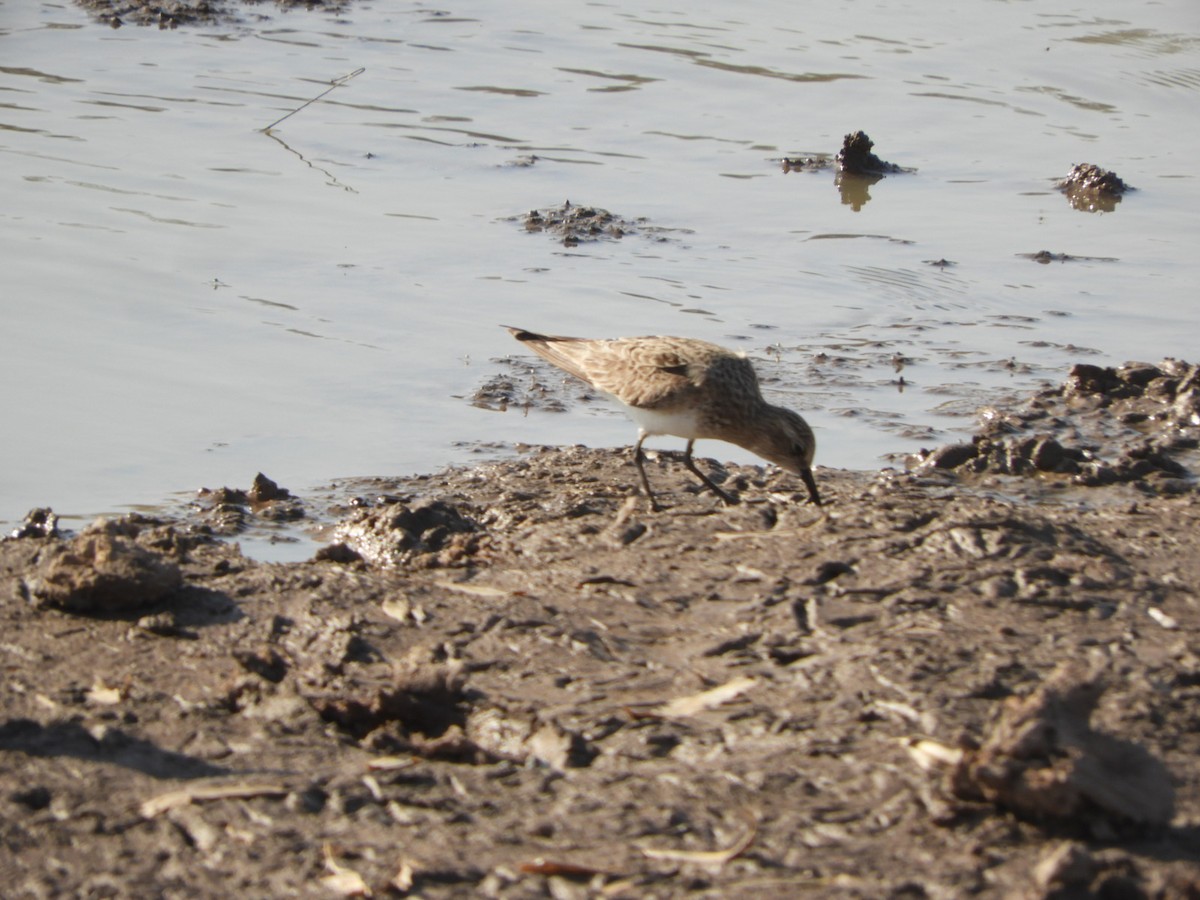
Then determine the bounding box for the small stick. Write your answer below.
[261,67,365,133]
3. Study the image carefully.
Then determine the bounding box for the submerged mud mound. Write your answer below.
[74,0,350,29]
[507,200,688,248]
[1057,163,1131,213]
[470,349,604,414]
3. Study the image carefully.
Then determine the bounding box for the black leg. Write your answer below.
[634,434,663,512]
[682,440,738,506]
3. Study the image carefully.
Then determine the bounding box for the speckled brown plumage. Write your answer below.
[506,326,821,509]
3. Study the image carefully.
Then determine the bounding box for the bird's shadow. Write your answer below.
[0,718,231,780]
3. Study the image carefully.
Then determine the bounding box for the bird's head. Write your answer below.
[749,407,821,505]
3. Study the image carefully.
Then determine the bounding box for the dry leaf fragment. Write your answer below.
[322,843,373,897]
[380,597,410,622]
[140,782,289,818]
[904,738,964,772]
[434,579,508,598]
[1147,607,1177,629]
[658,676,757,718]
[733,564,766,582]
[640,818,757,867]
[519,858,605,877]
[366,755,416,772]
[87,680,123,706]
[390,861,414,893]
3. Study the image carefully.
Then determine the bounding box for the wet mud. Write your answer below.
[3,363,1199,897]
[913,358,1200,495]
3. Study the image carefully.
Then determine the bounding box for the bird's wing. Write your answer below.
[581,339,699,409]
[507,328,724,411]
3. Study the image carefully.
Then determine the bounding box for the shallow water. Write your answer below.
[2,0,1198,553]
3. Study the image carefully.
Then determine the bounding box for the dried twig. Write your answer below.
[262,67,365,133]
[640,815,757,867]
[140,782,289,818]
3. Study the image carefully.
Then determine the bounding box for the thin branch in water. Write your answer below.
[261,67,365,133]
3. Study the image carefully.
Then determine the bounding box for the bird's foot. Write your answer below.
[713,487,740,506]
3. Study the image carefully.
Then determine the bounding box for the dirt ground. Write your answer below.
[2,361,1200,898]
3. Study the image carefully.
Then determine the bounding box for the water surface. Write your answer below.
[2,0,1197,552]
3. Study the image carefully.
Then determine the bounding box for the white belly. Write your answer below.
[624,404,704,439]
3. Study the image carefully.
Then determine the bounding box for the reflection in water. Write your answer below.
[835,171,881,210]
[1063,191,1122,213]
[263,130,357,193]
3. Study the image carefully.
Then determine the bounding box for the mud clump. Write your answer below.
[951,663,1175,835]
[835,130,902,176]
[783,131,910,210]
[19,517,183,613]
[782,129,906,176]
[1058,163,1129,195]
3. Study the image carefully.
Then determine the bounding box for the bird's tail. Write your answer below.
[503,326,593,383]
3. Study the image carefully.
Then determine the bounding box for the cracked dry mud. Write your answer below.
[3,365,1200,898]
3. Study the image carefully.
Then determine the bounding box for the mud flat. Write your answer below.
[2,362,1199,897]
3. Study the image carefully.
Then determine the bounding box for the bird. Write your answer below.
[505,326,821,510]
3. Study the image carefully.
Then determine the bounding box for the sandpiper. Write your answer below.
[505,326,821,510]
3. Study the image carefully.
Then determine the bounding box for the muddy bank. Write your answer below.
[2,365,1200,897]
